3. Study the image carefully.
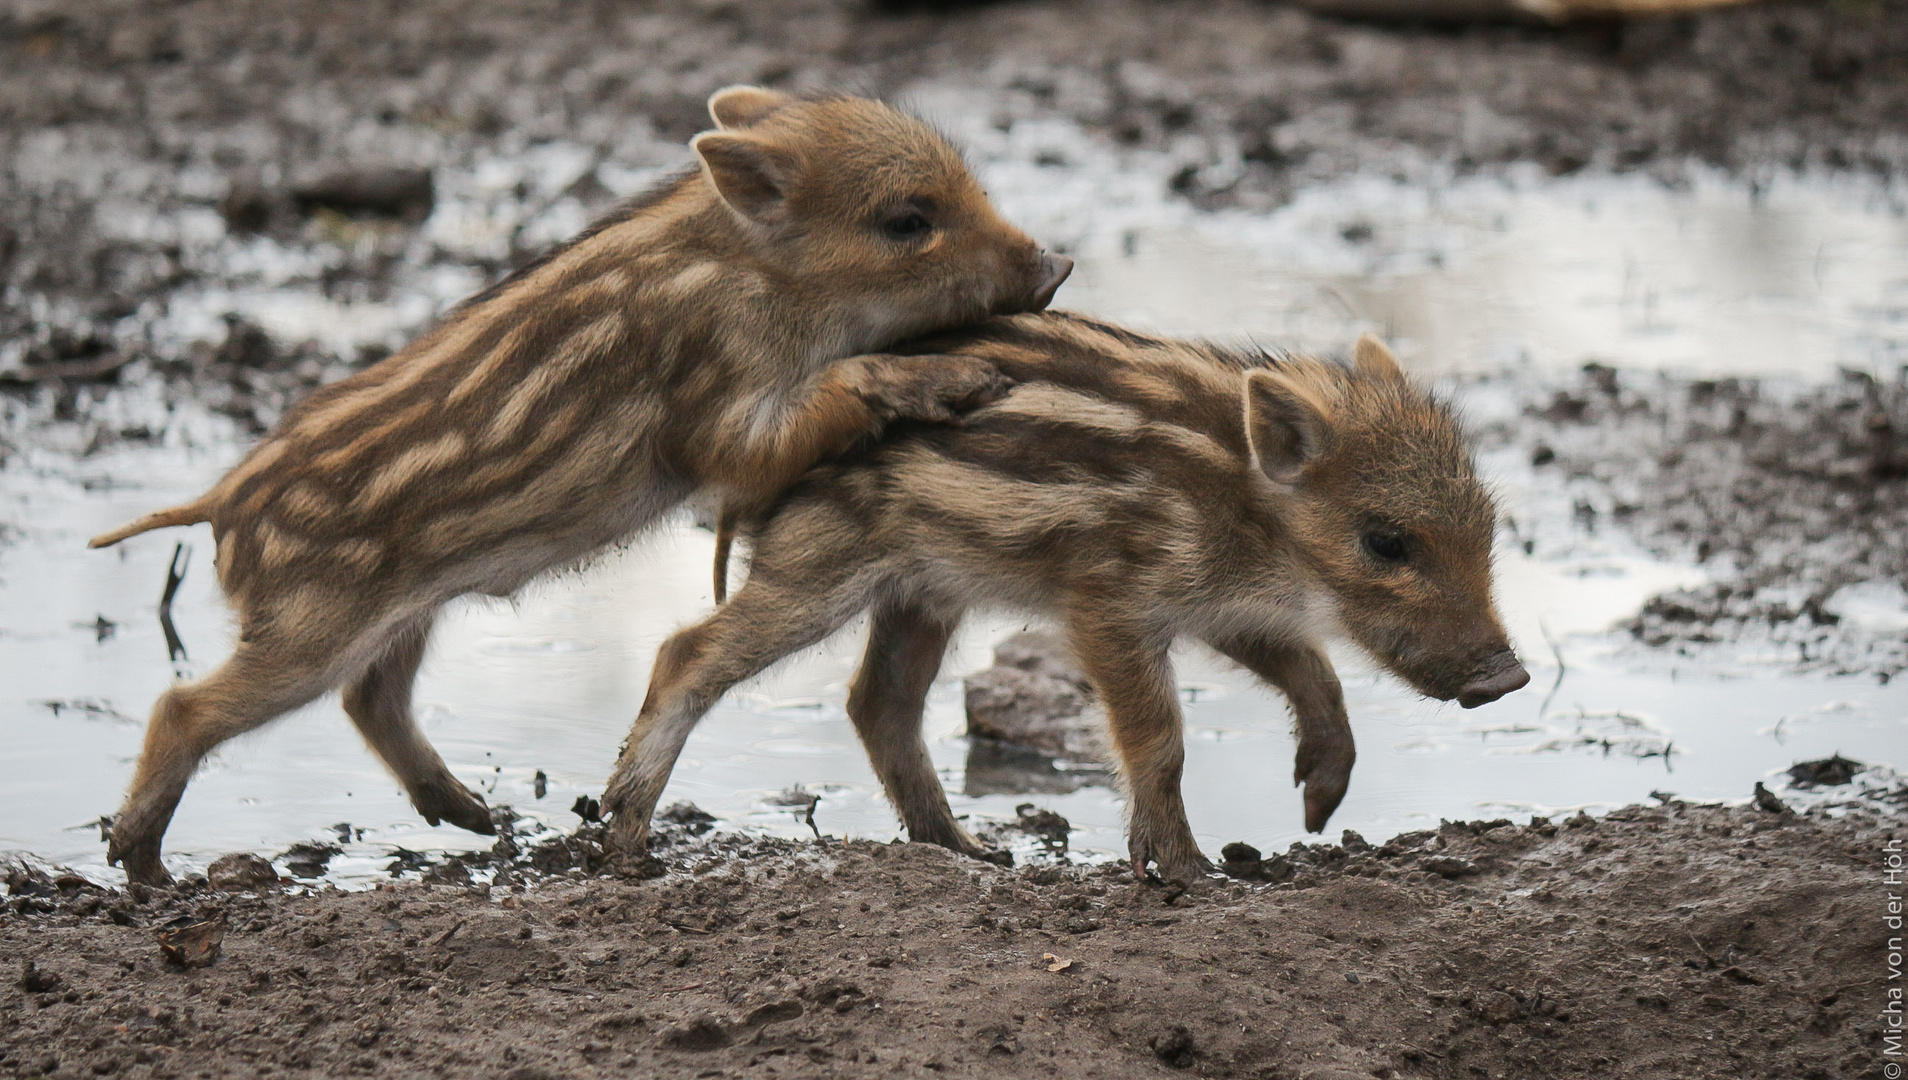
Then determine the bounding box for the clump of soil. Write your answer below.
[1505,363,1908,677]
[1,796,1890,1080]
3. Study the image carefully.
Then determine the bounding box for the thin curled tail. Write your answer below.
[88,499,213,549]
[712,506,739,604]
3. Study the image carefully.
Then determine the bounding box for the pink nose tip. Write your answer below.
[1027,252,1073,311]
[1457,653,1530,709]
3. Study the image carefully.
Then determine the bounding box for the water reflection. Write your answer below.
[962,739,1110,798]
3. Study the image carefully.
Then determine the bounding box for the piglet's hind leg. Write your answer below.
[342,615,493,836]
[603,569,874,853]
[847,602,994,860]
[109,636,344,885]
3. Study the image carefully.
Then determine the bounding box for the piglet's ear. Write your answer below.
[692,132,797,226]
[1352,334,1405,383]
[1243,369,1332,484]
[708,85,792,130]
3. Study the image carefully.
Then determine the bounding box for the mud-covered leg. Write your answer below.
[342,615,493,836]
[1067,614,1207,883]
[109,638,345,885]
[1206,633,1354,833]
[846,601,987,858]
[603,569,874,853]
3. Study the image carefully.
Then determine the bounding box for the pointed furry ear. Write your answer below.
[708,85,792,130]
[1352,334,1405,382]
[692,132,796,225]
[1243,369,1332,484]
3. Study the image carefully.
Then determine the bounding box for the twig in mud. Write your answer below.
[159,542,190,663]
[659,982,705,994]
[1535,620,1566,724]
[1682,926,1717,969]
[431,919,466,946]
[801,793,821,840]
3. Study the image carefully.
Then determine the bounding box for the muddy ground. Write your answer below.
[1,795,1894,1080]
[1487,363,1908,678]
[4,1,1906,1077]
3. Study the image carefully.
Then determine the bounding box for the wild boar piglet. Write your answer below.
[88,87,1072,885]
[609,313,1528,882]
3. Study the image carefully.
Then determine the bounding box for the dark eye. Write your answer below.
[1362,530,1409,564]
[882,212,931,241]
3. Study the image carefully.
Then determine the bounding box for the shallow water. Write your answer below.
[5,136,1907,884]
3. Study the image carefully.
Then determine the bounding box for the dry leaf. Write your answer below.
[156,916,227,968]
[1041,952,1074,973]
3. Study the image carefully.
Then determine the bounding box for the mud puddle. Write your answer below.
[4,128,1906,884]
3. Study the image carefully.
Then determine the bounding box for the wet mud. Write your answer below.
[1501,363,1908,678]
[2,794,1890,1080]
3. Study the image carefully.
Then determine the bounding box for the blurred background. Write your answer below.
[2,0,1905,883]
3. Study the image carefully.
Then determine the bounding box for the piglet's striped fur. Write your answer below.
[90,87,1071,884]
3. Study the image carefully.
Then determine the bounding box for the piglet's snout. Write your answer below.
[1457,650,1530,709]
[1026,252,1073,311]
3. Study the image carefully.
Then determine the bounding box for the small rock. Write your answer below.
[206,853,279,891]
[1220,841,1262,864]
[964,631,1107,760]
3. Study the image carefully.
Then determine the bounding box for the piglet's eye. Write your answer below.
[882,212,931,241]
[1362,530,1409,564]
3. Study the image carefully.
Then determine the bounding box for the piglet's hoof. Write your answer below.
[415,784,495,836]
[109,842,175,888]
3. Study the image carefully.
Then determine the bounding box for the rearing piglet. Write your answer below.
[89,87,1072,884]
[610,313,1527,882]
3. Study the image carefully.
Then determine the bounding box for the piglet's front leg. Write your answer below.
[1068,613,1210,884]
[1207,634,1356,833]
[704,353,1012,508]
[841,352,1014,427]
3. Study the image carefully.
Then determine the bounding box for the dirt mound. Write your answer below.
[1,799,1887,1079]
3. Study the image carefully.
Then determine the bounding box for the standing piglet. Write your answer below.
[608,314,1527,881]
[88,87,1072,885]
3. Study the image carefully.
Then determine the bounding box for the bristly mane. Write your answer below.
[450,166,702,317]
